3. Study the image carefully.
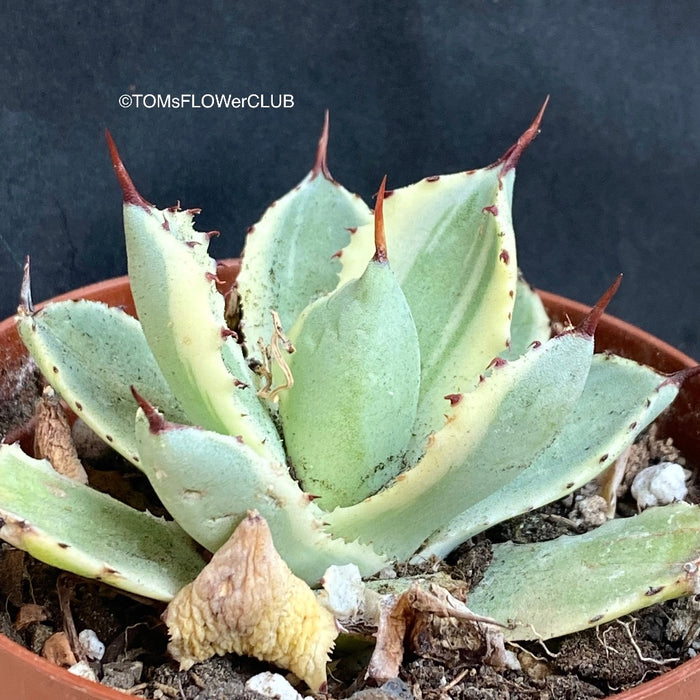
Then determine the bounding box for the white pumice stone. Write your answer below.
[78,628,105,661]
[68,660,98,681]
[245,671,312,700]
[504,649,523,671]
[318,563,365,619]
[631,462,689,509]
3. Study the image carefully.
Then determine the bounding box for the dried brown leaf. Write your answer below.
[14,603,49,631]
[0,546,25,606]
[598,446,630,516]
[57,574,84,662]
[42,631,78,667]
[33,388,88,483]
[163,511,338,692]
[367,583,508,683]
[366,594,406,683]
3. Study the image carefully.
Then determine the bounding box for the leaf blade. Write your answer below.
[278,257,420,509]
[123,201,283,460]
[500,276,551,361]
[468,503,700,640]
[0,443,204,601]
[236,122,371,354]
[17,300,188,467]
[339,169,518,457]
[417,353,680,559]
[134,408,387,585]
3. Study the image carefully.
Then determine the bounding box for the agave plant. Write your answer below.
[2,103,700,690]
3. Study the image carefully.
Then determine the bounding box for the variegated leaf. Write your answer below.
[0,443,204,601]
[16,298,187,468]
[417,353,681,560]
[336,106,546,457]
[107,133,283,461]
[133,399,387,585]
[236,113,372,356]
[338,168,517,459]
[468,503,700,640]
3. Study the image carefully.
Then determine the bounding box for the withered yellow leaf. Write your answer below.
[164,511,337,691]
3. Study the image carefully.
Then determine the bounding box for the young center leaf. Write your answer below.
[236,112,372,357]
[277,178,420,509]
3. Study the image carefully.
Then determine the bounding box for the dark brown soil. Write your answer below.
[2,358,700,699]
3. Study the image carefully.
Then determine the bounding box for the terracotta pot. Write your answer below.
[0,271,698,699]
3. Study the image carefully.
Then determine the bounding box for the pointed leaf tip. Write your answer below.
[660,364,700,390]
[372,175,389,264]
[18,256,34,315]
[310,110,333,181]
[494,96,550,176]
[576,274,623,338]
[105,129,151,210]
[130,386,168,433]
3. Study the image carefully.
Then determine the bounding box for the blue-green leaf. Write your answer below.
[236,113,372,355]
[0,443,204,601]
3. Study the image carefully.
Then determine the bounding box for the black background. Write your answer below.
[2,2,698,357]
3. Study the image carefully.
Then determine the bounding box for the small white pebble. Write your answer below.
[319,564,365,619]
[503,650,522,671]
[78,628,105,661]
[631,462,689,510]
[575,495,609,527]
[246,672,310,700]
[68,660,97,682]
[377,565,397,579]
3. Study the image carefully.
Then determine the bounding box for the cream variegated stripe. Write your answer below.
[338,168,518,454]
[124,203,283,461]
[417,353,680,560]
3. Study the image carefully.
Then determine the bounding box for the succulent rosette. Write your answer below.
[2,102,700,689]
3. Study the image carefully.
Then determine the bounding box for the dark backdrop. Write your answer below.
[2,2,699,357]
